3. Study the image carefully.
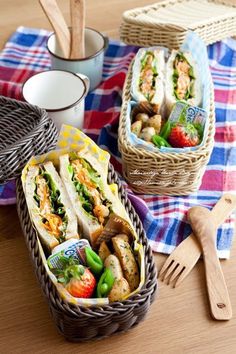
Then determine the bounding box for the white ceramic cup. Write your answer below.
[47,27,108,91]
[22,70,89,131]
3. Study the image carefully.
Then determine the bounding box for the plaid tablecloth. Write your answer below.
[0,26,236,258]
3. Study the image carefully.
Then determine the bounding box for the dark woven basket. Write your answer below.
[16,163,158,342]
[0,95,58,184]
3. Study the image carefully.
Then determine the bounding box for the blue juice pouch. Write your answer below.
[169,101,207,138]
[47,238,91,270]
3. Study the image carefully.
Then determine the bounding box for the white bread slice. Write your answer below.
[25,165,59,250]
[59,151,132,245]
[59,154,103,246]
[43,161,78,240]
[131,48,165,113]
[65,150,131,222]
[25,162,78,251]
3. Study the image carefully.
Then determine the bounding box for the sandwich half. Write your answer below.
[25,161,78,250]
[166,50,202,114]
[131,48,165,113]
[59,150,130,246]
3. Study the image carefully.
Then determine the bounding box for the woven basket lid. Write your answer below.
[0,95,58,184]
[120,0,236,47]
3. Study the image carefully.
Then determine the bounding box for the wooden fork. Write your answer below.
[159,194,236,287]
[188,206,232,320]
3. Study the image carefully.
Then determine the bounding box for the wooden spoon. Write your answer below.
[39,0,70,58]
[188,206,232,320]
[70,0,85,59]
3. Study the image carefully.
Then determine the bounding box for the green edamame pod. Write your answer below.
[85,247,103,276]
[160,121,172,140]
[96,268,115,298]
[152,135,172,148]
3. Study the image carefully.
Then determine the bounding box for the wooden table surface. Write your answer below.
[1,1,236,353]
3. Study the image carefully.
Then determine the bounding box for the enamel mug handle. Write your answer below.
[104,36,109,50]
[76,73,90,96]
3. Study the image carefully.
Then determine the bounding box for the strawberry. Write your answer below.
[168,123,200,148]
[55,257,96,298]
[65,267,96,298]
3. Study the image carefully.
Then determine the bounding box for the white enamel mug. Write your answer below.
[47,27,108,91]
[22,70,89,131]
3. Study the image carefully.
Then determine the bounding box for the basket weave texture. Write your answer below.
[118,62,215,196]
[16,163,158,342]
[0,96,58,184]
[120,0,236,49]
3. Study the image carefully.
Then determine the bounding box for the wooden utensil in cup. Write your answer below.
[188,206,232,320]
[39,0,70,58]
[70,0,85,59]
[159,194,236,287]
